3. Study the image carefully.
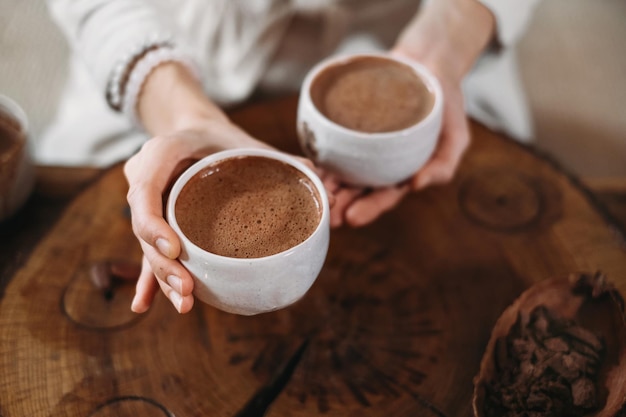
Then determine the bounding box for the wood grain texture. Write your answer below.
[0,96,625,417]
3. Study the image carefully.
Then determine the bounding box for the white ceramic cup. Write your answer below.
[297,52,443,187]
[0,94,35,222]
[166,148,330,315]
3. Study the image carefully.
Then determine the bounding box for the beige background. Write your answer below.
[518,0,626,179]
[1,0,625,179]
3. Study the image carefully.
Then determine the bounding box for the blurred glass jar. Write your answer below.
[0,94,35,222]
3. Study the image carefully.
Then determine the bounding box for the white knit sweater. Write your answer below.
[39,0,541,167]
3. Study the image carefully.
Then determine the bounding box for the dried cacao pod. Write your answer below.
[473,272,626,417]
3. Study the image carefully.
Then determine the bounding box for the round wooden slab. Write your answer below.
[0,96,624,417]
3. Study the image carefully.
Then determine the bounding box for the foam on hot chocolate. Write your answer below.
[311,56,434,133]
[175,156,322,258]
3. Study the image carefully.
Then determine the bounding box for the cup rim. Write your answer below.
[0,94,29,133]
[301,52,443,140]
[166,148,330,262]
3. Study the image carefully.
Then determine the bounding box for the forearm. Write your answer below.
[478,0,543,46]
[137,62,228,136]
[393,0,496,81]
[136,62,269,151]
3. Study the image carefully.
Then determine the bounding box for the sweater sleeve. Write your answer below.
[478,0,542,46]
[46,0,172,93]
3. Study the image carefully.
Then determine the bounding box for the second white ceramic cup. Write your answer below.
[297,52,443,188]
[166,148,330,315]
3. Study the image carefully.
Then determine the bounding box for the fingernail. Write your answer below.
[166,275,182,293]
[131,294,142,313]
[346,210,367,228]
[156,238,172,258]
[169,291,183,312]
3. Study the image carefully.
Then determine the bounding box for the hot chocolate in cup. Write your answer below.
[0,95,35,222]
[166,148,330,315]
[297,53,443,187]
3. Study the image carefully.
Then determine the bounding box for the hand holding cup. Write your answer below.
[297,52,443,188]
[166,148,330,315]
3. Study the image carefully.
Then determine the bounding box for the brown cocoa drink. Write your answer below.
[310,56,434,133]
[175,156,322,258]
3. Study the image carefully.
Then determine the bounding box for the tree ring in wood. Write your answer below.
[61,259,143,331]
[221,240,448,414]
[458,171,544,232]
[89,396,172,417]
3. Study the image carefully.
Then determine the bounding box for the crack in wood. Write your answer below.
[223,244,447,415]
[234,339,310,417]
[88,396,173,417]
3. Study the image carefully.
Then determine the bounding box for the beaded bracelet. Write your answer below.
[105,33,174,112]
[121,47,201,128]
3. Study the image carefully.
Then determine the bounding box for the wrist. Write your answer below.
[138,62,272,153]
[137,62,228,136]
[393,0,495,82]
